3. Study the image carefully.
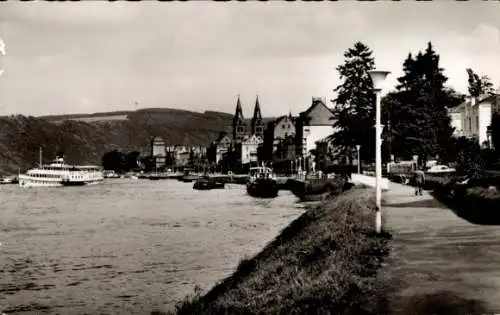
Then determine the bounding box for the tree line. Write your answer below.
[101,150,146,173]
[101,149,217,174]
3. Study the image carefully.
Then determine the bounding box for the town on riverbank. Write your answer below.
[3,2,500,315]
[2,37,500,315]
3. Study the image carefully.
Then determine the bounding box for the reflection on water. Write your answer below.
[0,179,303,314]
[382,204,500,314]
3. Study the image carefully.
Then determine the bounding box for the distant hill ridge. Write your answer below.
[39,108,234,121]
[0,108,275,174]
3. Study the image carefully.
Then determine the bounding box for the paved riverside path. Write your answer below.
[379,182,500,314]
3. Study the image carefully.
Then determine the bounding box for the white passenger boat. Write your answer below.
[18,156,104,188]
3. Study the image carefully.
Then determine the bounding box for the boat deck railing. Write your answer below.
[289,172,340,183]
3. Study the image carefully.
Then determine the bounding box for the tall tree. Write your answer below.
[329,42,376,164]
[466,68,494,97]
[102,149,126,173]
[382,42,464,165]
[139,156,155,172]
[165,151,176,167]
[125,151,141,171]
[188,148,195,168]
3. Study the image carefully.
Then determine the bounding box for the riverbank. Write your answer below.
[158,187,392,315]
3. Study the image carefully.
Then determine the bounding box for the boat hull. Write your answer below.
[246,179,279,198]
[288,178,353,201]
[19,176,103,188]
[193,180,225,190]
[19,180,62,188]
[179,176,200,183]
[61,181,86,186]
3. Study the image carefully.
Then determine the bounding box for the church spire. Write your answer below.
[233,95,244,127]
[251,95,264,137]
[233,95,247,143]
[252,95,262,122]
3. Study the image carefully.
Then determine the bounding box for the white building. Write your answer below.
[449,90,500,147]
[151,136,166,157]
[150,136,166,169]
[271,115,296,153]
[296,97,336,156]
[241,134,263,165]
[215,134,232,164]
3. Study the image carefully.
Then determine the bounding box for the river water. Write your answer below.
[0,179,304,315]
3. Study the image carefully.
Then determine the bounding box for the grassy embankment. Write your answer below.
[156,186,392,315]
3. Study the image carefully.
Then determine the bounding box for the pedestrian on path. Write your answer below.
[413,168,425,196]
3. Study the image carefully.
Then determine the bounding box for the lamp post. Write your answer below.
[0,38,5,78]
[368,69,390,234]
[356,145,361,174]
[297,156,302,178]
[487,125,492,149]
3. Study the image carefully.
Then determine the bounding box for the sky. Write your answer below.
[0,2,499,118]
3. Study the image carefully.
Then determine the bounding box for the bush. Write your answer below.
[481,148,498,169]
[455,187,500,221]
[466,186,500,199]
[430,176,500,224]
[453,136,485,177]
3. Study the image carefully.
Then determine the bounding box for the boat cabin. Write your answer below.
[249,167,275,180]
[38,158,101,172]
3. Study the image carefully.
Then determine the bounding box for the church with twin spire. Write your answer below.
[232,95,264,143]
[209,94,337,171]
[211,95,265,166]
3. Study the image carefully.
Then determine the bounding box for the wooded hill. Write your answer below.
[0,108,275,174]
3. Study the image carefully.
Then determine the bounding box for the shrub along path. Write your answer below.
[380,182,500,314]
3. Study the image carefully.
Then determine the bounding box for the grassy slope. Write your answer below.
[0,109,275,174]
[164,187,391,315]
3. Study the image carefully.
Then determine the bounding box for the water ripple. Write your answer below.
[0,179,303,314]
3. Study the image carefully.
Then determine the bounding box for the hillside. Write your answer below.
[0,108,275,175]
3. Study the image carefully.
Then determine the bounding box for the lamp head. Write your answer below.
[356,145,361,150]
[368,70,391,91]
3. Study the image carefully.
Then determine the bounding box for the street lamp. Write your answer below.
[368,69,391,234]
[356,145,361,174]
[298,157,302,178]
[487,125,492,149]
